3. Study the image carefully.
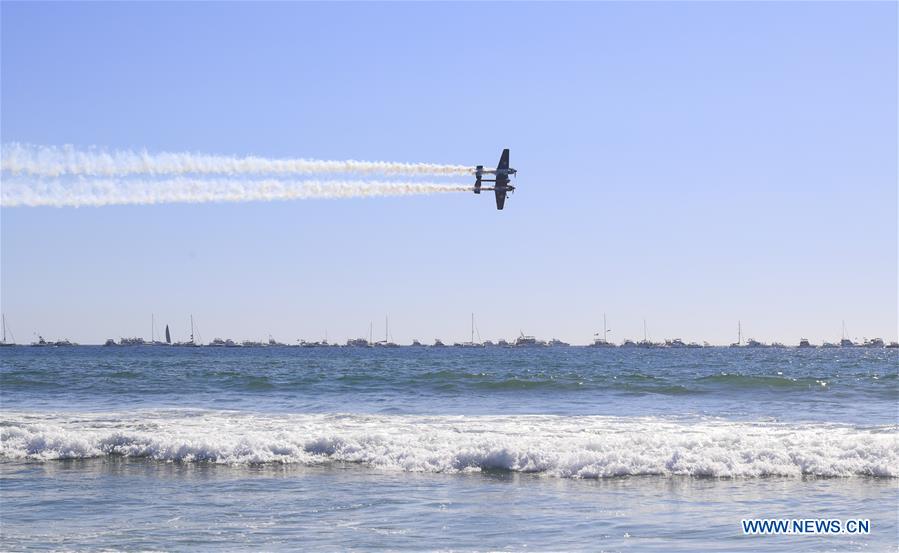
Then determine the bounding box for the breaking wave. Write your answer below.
[2,411,896,478]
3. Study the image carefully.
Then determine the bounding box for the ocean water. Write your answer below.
[1,346,896,551]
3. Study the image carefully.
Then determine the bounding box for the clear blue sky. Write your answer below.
[1,2,896,345]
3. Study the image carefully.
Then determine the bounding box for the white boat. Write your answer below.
[373,315,400,347]
[173,315,200,347]
[514,332,546,347]
[454,313,484,347]
[268,335,287,347]
[839,321,857,347]
[590,314,616,347]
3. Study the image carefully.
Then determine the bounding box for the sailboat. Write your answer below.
[455,313,484,347]
[150,314,170,346]
[174,315,200,347]
[729,321,743,347]
[374,315,400,347]
[591,313,615,347]
[637,319,654,347]
[839,320,856,347]
[0,315,15,346]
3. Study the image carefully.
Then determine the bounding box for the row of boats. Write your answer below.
[14,334,898,350]
[2,315,895,349]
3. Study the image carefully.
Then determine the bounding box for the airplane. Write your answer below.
[474,148,517,210]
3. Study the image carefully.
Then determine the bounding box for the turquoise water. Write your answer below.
[1,346,896,550]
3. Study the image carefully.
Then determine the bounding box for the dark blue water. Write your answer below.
[1,346,896,551]
[1,346,895,422]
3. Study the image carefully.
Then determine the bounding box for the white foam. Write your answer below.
[1,411,896,478]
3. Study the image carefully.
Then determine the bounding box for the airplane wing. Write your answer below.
[497,148,510,171]
[495,188,506,210]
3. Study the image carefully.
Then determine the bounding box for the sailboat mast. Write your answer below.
[2,314,6,344]
[385,315,388,344]
[738,320,742,345]
[151,314,155,343]
[604,313,607,342]
[190,315,195,344]
[471,313,474,344]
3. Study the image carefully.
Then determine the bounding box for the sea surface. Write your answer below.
[1,346,896,551]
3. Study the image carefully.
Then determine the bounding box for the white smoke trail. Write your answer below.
[1,177,473,208]
[1,143,475,178]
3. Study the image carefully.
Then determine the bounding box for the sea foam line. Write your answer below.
[1,143,474,177]
[0,178,472,207]
[2,411,896,478]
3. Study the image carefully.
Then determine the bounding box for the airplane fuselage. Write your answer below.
[474,149,516,209]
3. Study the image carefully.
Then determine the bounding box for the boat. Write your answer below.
[514,332,546,347]
[862,338,884,348]
[686,342,703,348]
[149,315,170,345]
[300,340,325,348]
[839,321,856,347]
[798,338,813,348]
[119,337,146,346]
[0,315,15,346]
[636,319,656,347]
[496,339,511,347]
[590,335,616,347]
[746,339,769,348]
[770,342,786,348]
[665,338,687,348]
[821,341,838,348]
[373,316,400,347]
[268,335,287,347]
[620,339,638,348]
[410,339,424,347]
[242,340,265,347]
[346,338,370,347]
[590,314,616,347]
[173,315,200,347]
[729,321,743,347]
[547,338,570,347]
[30,335,77,347]
[886,342,899,349]
[454,313,484,347]
[104,338,116,346]
[432,339,446,347]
